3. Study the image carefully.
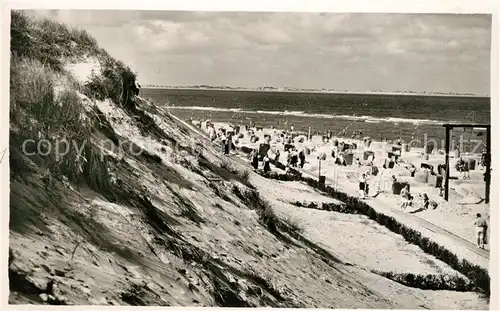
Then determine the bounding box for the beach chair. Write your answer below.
[363,151,375,160]
[425,143,434,155]
[415,171,429,183]
[466,158,476,170]
[384,158,395,169]
[392,182,410,195]
[392,145,402,153]
[258,143,271,158]
[428,174,443,188]
[420,163,434,173]
[437,164,446,176]
[344,153,354,165]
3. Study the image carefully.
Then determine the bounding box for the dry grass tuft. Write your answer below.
[10,56,93,182]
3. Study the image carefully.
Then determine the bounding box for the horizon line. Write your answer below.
[140,85,490,98]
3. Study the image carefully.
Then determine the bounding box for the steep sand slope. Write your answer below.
[8,94,487,308]
[8,12,488,308]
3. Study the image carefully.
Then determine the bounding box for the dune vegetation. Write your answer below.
[8,11,489,309]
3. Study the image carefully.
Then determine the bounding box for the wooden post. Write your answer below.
[333,168,336,188]
[442,123,490,203]
[485,126,491,204]
[444,126,450,201]
[308,126,311,141]
[336,167,339,188]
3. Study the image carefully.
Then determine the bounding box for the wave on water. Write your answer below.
[166,105,452,125]
[284,110,306,115]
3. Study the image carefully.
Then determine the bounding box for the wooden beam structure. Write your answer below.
[442,124,491,203]
[486,126,491,204]
[444,126,450,201]
[443,124,491,129]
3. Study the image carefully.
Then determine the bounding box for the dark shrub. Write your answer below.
[365,207,376,220]
[259,170,490,295]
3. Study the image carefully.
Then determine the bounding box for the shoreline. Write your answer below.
[164,106,490,131]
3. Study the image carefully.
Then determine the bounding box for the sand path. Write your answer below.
[171,117,490,271]
[293,166,489,269]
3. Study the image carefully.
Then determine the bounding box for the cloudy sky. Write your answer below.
[25,10,492,95]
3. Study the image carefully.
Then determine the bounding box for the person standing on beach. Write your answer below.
[481,148,488,167]
[457,158,470,180]
[407,194,414,207]
[455,145,461,159]
[299,149,306,168]
[225,133,232,155]
[251,149,259,170]
[364,172,370,197]
[263,155,271,174]
[339,153,346,166]
[409,164,416,177]
[463,159,470,180]
[220,132,227,154]
[290,148,299,167]
[422,193,430,210]
[474,213,488,249]
[400,185,410,210]
[208,124,216,141]
[358,173,367,199]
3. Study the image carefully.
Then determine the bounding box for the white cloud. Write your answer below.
[185,30,210,44]
[133,24,152,37]
[386,40,405,55]
[21,10,492,95]
[150,20,181,32]
[446,39,460,48]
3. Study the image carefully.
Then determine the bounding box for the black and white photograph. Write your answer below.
[3,1,498,309]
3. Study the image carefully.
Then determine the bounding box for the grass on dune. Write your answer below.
[11,11,138,110]
[10,11,99,72]
[9,56,93,182]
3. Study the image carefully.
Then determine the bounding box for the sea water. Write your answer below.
[140,88,490,153]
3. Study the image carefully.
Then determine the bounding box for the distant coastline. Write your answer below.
[141,85,488,98]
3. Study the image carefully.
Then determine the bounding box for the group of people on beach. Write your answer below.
[203,120,490,250]
[206,120,246,156]
[250,148,271,173]
[456,157,471,180]
[285,147,306,168]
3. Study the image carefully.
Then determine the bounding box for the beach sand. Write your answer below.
[198,121,490,267]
